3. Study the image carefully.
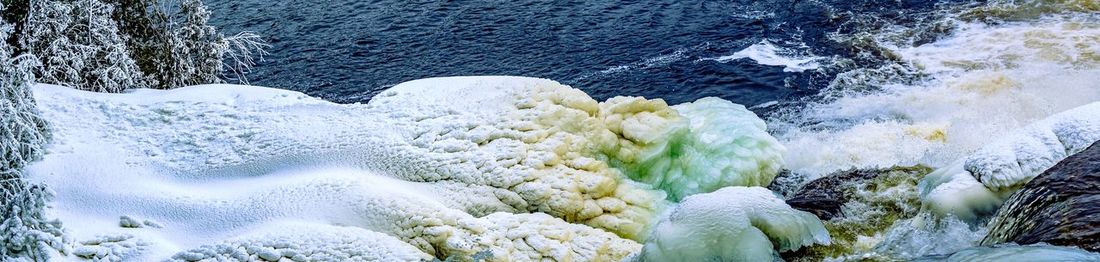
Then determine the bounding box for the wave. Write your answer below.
[702,40,828,73]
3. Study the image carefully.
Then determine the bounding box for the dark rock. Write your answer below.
[785,169,880,220]
[779,166,932,261]
[982,141,1100,251]
[767,170,807,198]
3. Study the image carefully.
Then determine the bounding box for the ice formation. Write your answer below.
[918,102,1100,222]
[617,97,785,201]
[22,76,811,261]
[636,187,830,261]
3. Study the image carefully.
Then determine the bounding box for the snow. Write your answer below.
[24,76,800,260]
[918,102,1100,222]
[635,187,830,261]
[964,102,1100,189]
[167,222,433,261]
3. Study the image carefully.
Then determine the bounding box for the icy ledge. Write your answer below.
[25,76,823,261]
[918,102,1100,222]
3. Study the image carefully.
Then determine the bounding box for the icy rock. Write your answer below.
[142,220,163,228]
[636,187,830,262]
[785,169,882,220]
[918,160,1002,222]
[74,234,148,261]
[782,167,931,261]
[255,247,281,261]
[369,76,783,237]
[919,102,1100,222]
[982,141,1100,251]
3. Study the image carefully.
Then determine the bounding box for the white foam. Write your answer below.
[705,40,825,72]
[776,18,1100,178]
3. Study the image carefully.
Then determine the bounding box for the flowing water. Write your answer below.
[204,0,947,105]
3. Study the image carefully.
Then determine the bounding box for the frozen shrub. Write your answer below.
[0,2,48,179]
[0,183,68,261]
[105,0,266,88]
[7,0,266,92]
[19,0,147,92]
[1,4,66,260]
[105,0,268,88]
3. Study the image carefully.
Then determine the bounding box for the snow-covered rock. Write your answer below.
[982,141,1100,252]
[24,76,803,261]
[918,102,1100,222]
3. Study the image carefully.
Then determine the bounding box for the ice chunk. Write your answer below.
[918,160,1002,222]
[636,187,830,261]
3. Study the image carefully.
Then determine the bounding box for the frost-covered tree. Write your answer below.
[6,0,266,92]
[0,3,46,178]
[19,0,148,92]
[111,0,266,88]
[0,4,67,260]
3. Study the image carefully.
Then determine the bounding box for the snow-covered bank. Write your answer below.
[24,77,825,261]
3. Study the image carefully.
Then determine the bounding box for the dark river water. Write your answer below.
[205,0,949,106]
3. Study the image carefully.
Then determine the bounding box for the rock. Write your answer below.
[780,166,932,261]
[981,141,1100,251]
[767,170,807,198]
[119,215,142,228]
[785,169,880,220]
